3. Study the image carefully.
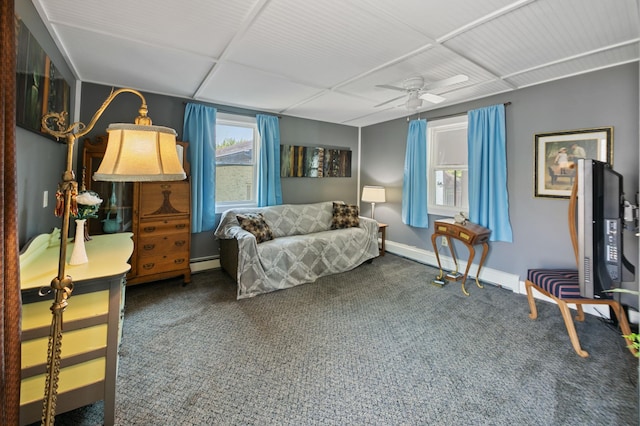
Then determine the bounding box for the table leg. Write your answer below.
[431,234,445,282]
[460,243,476,296]
[474,242,489,290]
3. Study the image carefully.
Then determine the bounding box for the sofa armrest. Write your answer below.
[218,227,260,283]
[358,216,379,234]
[219,238,239,281]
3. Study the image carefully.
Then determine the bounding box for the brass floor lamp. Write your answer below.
[39,88,186,425]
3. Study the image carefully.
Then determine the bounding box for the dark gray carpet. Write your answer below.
[50,254,638,425]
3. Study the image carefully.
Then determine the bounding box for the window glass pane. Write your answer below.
[434,127,466,165]
[215,123,255,203]
[434,169,459,207]
[435,170,444,206]
[427,115,469,216]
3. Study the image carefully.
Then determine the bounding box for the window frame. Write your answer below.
[427,115,469,217]
[214,113,260,214]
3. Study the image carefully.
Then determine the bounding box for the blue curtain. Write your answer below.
[467,104,513,242]
[183,103,217,233]
[402,119,429,228]
[256,114,283,206]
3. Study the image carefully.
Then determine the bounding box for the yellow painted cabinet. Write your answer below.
[19,232,133,425]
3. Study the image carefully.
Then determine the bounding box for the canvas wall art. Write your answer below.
[280,145,352,178]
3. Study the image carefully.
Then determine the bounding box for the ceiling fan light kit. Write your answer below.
[405,94,423,110]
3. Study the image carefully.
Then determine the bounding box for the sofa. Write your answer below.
[214,201,380,299]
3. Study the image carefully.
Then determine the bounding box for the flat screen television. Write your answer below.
[576,158,635,300]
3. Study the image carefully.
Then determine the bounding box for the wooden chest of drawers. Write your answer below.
[127,181,192,286]
[83,137,192,286]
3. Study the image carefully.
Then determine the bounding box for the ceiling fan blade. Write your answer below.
[424,74,469,90]
[376,84,406,92]
[419,93,446,104]
[374,94,406,108]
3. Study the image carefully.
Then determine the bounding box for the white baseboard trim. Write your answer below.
[385,240,521,293]
[385,240,616,320]
[190,258,220,273]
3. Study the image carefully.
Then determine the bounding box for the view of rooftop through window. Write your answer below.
[215,121,257,204]
[217,124,253,150]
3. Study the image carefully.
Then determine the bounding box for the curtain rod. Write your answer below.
[182,100,281,118]
[406,101,511,122]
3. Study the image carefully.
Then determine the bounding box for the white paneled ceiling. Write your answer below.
[30,0,639,127]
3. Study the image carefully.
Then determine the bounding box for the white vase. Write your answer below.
[69,219,89,265]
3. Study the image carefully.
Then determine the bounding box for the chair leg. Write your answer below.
[525,280,538,320]
[556,299,589,358]
[608,300,638,357]
[575,304,585,322]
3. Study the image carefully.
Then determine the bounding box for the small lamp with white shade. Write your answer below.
[361,185,386,219]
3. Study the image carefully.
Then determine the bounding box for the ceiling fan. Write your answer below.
[375,74,469,110]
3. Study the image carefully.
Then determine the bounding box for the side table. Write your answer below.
[430,218,491,296]
[377,223,388,256]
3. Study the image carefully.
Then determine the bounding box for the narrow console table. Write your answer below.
[19,230,133,425]
[431,218,491,296]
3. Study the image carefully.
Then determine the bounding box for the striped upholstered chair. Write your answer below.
[525,269,634,357]
[524,176,636,358]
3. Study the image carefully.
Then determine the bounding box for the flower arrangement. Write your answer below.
[73,190,103,220]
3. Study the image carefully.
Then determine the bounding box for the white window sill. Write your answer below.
[216,202,258,214]
[428,205,468,218]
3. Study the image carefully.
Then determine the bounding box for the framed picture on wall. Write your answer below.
[534,127,613,199]
[280,145,352,178]
[15,16,71,139]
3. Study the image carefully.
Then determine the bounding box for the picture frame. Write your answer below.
[534,127,613,199]
[15,16,71,140]
[280,145,352,178]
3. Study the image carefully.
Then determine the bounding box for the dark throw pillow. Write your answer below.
[331,202,360,229]
[236,213,274,244]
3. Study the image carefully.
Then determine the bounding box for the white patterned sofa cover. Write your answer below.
[214,201,379,299]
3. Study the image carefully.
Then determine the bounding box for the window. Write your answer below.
[427,115,469,217]
[215,113,259,212]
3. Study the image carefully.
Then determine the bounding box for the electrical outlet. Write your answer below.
[43,190,48,208]
[441,238,448,247]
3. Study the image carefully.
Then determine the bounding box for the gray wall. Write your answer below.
[279,116,359,205]
[16,0,77,247]
[361,63,639,283]
[77,83,359,260]
[17,77,360,255]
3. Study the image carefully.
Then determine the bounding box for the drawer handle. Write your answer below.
[143,244,155,251]
[143,263,155,270]
[161,184,171,189]
[174,259,185,265]
[175,223,186,230]
[175,240,186,247]
[144,226,156,233]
